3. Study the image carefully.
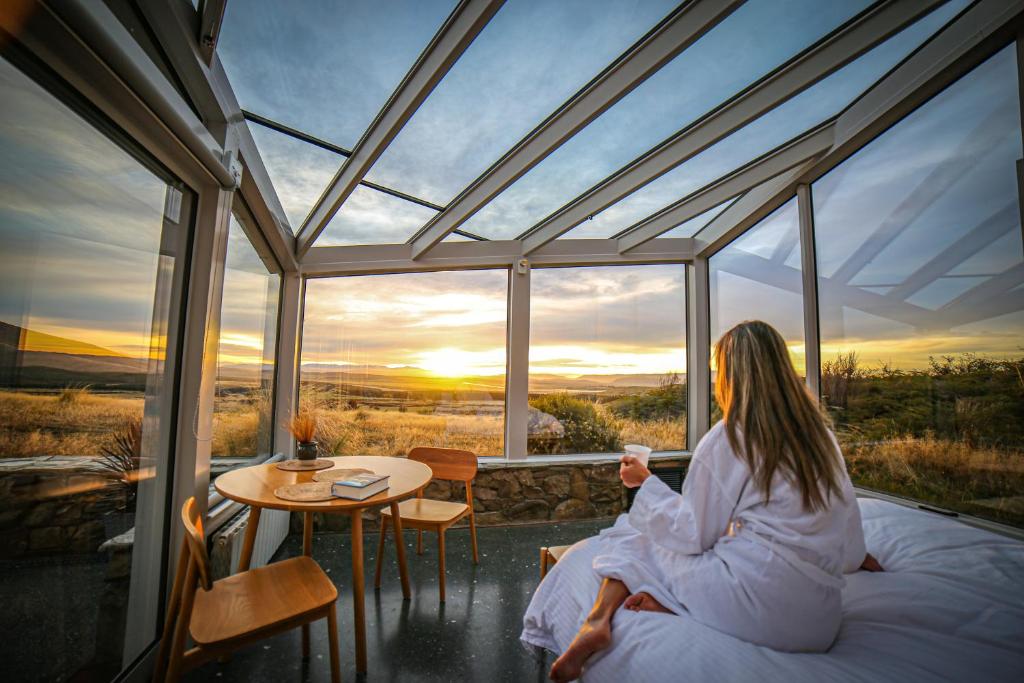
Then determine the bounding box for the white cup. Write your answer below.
[623,444,652,466]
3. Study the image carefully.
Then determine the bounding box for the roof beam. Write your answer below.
[407,0,744,259]
[295,0,504,256]
[302,238,694,277]
[696,160,815,256]
[517,0,944,254]
[615,120,834,253]
[696,0,1024,258]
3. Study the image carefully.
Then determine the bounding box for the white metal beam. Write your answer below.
[274,272,304,458]
[295,0,505,256]
[796,184,821,399]
[697,0,1024,258]
[408,0,744,259]
[616,120,834,252]
[519,0,943,254]
[686,256,711,446]
[504,265,530,460]
[302,238,695,277]
[133,0,298,270]
[696,160,815,257]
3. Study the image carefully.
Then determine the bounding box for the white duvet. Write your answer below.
[521,499,1024,682]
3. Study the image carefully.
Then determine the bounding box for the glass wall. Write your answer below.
[813,45,1024,527]
[528,265,687,455]
[709,198,805,420]
[0,55,192,679]
[300,270,509,457]
[211,208,281,463]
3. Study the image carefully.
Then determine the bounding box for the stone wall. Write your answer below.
[293,459,686,534]
[0,456,128,558]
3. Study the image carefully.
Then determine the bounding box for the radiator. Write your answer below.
[210,506,290,579]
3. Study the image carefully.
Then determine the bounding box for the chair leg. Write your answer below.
[326,605,341,683]
[438,529,446,603]
[417,529,423,555]
[540,547,549,579]
[375,515,388,589]
[468,512,479,565]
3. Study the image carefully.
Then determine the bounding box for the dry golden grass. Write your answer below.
[616,416,686,452]
[0,390,142,457]
[844,433,1024,526]
[1,387,688,459]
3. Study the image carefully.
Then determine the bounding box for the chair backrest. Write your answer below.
[181,496,213,591]
[408,446,477,482]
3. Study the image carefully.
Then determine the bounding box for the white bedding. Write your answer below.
[521,499,1024,682]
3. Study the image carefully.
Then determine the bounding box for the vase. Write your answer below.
[296,441,318,461]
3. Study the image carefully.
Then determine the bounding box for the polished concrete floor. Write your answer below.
[187,518,610,682]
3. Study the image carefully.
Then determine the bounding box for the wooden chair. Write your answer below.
[539,545,572,579]
[154,498,342,683]
[375,447,478,602]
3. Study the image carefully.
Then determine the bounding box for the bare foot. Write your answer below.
[623,591,673,614]
[549,619,612,682]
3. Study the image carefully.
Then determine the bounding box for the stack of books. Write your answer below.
[332,472,390,500]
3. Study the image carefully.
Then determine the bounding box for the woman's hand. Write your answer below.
[620,454,651,488]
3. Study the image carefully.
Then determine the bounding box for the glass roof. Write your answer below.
[216,0,978,251]
[367,0,679,206]
[457,0,872,240]
[218,0,455,147]
[246,122,340,231]
[577,0,969,240]
[317,184,438,246]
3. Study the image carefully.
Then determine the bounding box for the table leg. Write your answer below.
[237,505,262,572]
[389,502,411,599]
[302,511,313,658]
[351,510,367,674]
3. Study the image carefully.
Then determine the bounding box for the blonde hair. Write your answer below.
[713,321,843,512]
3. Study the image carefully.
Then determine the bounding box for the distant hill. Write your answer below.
[0,320,148,390]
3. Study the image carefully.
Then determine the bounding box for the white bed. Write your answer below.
[522,499,1024,682]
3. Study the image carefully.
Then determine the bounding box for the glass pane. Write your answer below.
[813,45,1024,527]
[460,0,872,240]
[247,123,342,232]
[529,265,687,455]
[574,0,970,239]
[369,0,679,206]
[317,183,438,246]
[710,198,804,419]
[300,271,508,456]
[662,198,735,238]
[0,56,191,679]
[211,213,280,465]
[219,0,455,147]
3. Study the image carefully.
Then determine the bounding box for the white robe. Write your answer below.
[587,421,866,652]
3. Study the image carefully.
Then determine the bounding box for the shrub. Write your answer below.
[608,373,686,421]
[528,393,621,455]
[57,384,91,405]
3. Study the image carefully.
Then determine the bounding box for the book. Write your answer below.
[331,472,390,501]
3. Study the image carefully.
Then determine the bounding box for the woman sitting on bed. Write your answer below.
[547,320,882,682]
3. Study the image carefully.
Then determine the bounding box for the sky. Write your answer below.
[1,2,1022,387]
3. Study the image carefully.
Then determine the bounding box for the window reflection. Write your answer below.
[813,45,1024,527]
[710,196,805,381]
[0,55,192,679]
[300,271,508,457]
[528,265,687,455]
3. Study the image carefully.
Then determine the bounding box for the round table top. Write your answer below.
[214,456,433,512]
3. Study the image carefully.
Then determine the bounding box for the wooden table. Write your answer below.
[214,456,433,674]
